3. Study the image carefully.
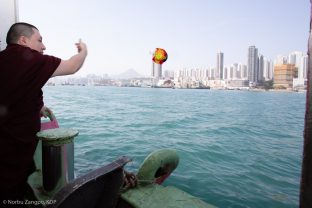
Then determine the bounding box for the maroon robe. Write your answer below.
[0,44,61,200]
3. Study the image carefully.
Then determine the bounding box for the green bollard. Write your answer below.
[36,128,79,193]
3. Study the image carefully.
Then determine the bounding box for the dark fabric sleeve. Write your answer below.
[23,49,61,91]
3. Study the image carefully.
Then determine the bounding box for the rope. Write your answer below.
[119,170,139,193]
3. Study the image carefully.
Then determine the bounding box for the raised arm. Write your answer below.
[52,40,88,77]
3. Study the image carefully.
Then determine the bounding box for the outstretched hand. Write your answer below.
[75,39,87,54]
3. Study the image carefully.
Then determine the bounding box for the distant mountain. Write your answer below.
[111,68,144,79]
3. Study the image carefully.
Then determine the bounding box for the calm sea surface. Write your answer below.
[42,86,305,208]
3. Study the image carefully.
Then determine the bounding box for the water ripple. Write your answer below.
[42,86,305,208]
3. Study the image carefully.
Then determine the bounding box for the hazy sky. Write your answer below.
[18,0,310,77]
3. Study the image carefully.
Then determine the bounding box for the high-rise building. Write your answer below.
[288,51,304,67]
[288,51,307,80]
[151,62,155,77]
[247,46,258,83]
[232,63,238,79]
[151,62,162,79]
[275,55,288,65]
[228,65,234,80]
[216,51,224,79]
[258,54,264,82]
[273,64,297,89]
[223,66,228,80]
[239,64,248,79]
[301,55,308,79]
[164,70,174,79]
[263,58,273,80]
[156,64,162,78]
[209,67,215,79]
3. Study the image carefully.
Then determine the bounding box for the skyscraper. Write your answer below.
[151,62,155,77]
[288,51,307,80]
[263,58,273,80]
[239,64,248,79]
[258,54,264,83]
[275,55,288,65]
[247,46,258,83]
[216,51,224,79]
[151,62,162,79]
[301,55,308,79]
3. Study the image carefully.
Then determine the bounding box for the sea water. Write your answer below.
[42,86,305,208]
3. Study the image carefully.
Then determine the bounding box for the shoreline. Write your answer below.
[45,84,307,93]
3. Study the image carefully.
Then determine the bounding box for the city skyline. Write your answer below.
[17,0,309,77]
[50,48,307,83]
[50,48,307,80]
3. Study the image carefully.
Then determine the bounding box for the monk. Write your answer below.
[0,22,87,203]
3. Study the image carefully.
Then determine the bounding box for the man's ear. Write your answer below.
[17,36,28,46]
